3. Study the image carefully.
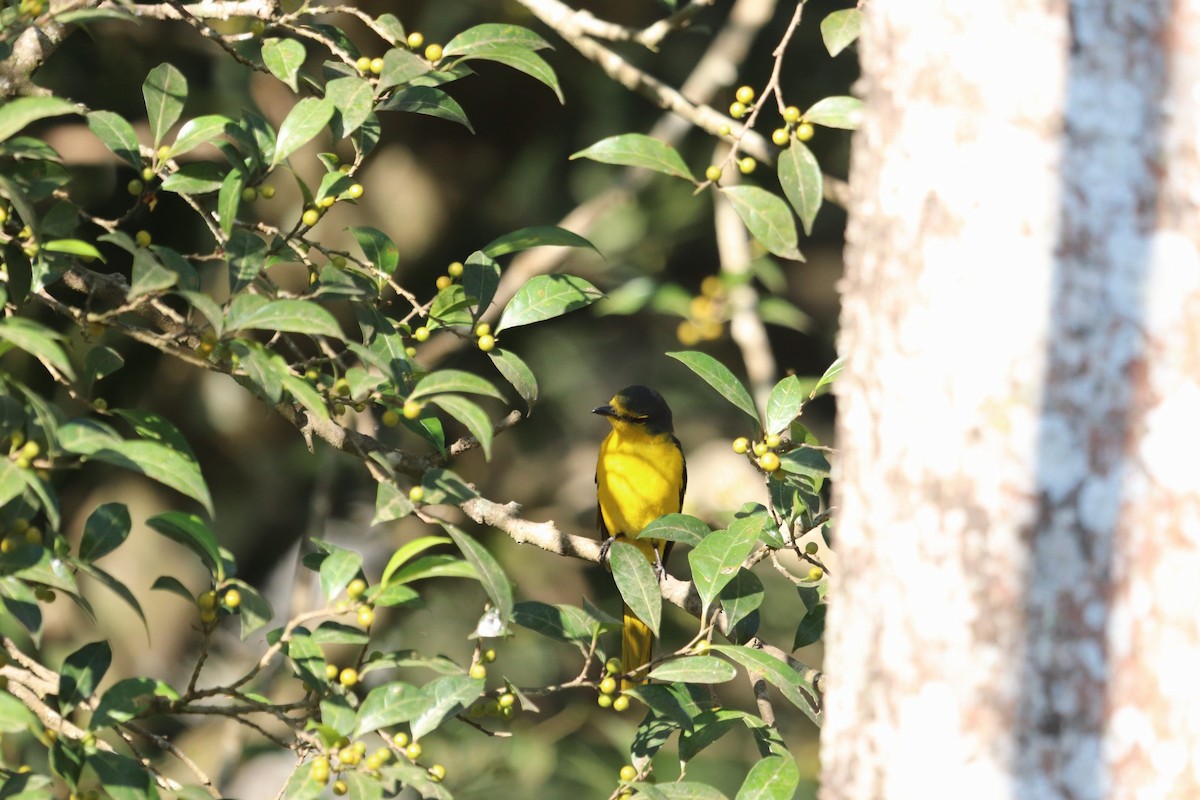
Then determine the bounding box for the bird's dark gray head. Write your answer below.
[592,385,675,434]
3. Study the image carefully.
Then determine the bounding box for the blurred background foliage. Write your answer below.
[7,0,854,795]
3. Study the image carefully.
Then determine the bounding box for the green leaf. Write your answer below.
[649,655,737,684]
[410,674,485,740]
[721,185,803,261]
[311,538,363,603]
[409,370,504,402]
[75,562,149,638]
[271,97,333,166]
[777,141,822,237]
[281,761,325,800]
[227,578,273,638]
[810,356,843,398]
[142,63,187,148]
[450,42,562,103]
[570,133,695,182]
[217,167,243,237]
[462,250,500,311]
[129,248,177,299]
[429,394,494,460]
[86,110,140,168]
[43,239,104,261]
[735,755,799,800]
[764,375,805,435]
[167,114,230,159]
[349,226,399,276]
[441,522,513,626]
[0,317,74,379]
[377,47,430,91]
[636,782,729,800]
[489,348,537,411]
[150,575,194,604]
[495,274,603,334]
[146,511,223,581]
[58,421,213,516]
[482,225,597,258]
[444,23,552,56]
[638,513,710,548]
[379,538,453,586]
[513,600,618,643]
[90,677,179,729]
[608,540,661,639]
[381,86,473,132]
[225,295,342,338]
[355,681,423,735]
[78,503,130,562]
[386,554,476,585]
[793,603,826,649]
[372,481,414,525]
[821,8,862,57]
[804,95,864,130]
[283,628,327,691]
[779,447,830,482]
[59,641,112,716]
[719,568,764,634]
[688,526,759,613]
[623,684,693,730]
[326,76,374,137]
[86,750,159,800]
[0,97,78,143]
[0,688,40,733]
[262,37,307,92]
[711,645,821,724]
[666,351,759,424]
[281,373,330,424]
[0,460,27,509]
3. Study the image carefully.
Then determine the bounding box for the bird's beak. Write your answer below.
[592,404,616,418]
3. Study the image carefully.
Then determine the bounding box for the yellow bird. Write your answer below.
[594,385,687,688]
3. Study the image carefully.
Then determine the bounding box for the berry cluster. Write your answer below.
[731,431,785,473]
[676,275,728,346]
[595,657,632,712]
[354,32,444,78]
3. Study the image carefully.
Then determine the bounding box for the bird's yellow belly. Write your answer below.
[596,434,683,536]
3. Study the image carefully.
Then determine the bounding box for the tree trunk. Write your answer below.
[821,1,1200,798]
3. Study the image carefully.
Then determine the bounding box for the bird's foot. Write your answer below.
[598,536,615,569]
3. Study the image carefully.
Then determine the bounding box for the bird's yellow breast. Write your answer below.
[596,421,684,537]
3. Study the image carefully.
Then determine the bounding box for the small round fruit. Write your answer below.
[693,639,711,656]
[373,747,392,764]
[357,606,375,627]
[764,432,782,448]
[402,400,423,419]
[347,183,364,199]
[392,731,409,747]
[408,486,425,503]
[428,764,446,782]
[729,101,747,118]
[446,261,463,277]
[704,165,722,183]
[260,184,276,199]
[407,32,424,49]
[413,326,430,342]
[424,43,443,62]
[753,442,769,457]
[732,436,750,454]
[597,693,613,709]
[333,377,350,397]
[241,186,257,202]
[738,156,756,174]
[805,541,819,555]
[381,409,400,427]
[223,588,241,609]
[474,322,490,337]
[599,676,617,695]
[619,765,638,782]
[482,648,497,662]
[613,695,631,712]
[339,667,359,687]
[156,145,171,160]
[369,57,384,75]
[469,663,487,680]
[498,692,515,708]
[318,195,336,209]
[436,275,452,290]
[772,127,790,146]
[332,780,348,796]
[141,166,155,182]
[347,578,367,599]
[198,590,217,610]
[325,663,340,681]
[717,124,731,137]
[127,179,144,195]
[404,741,422,760]
[735,85,755,104]
[356,56,372,74]
[795,122,815,142]
[807,565,824,581]
[302,208,320,226]
[605,657,622,675]
[759,452,781,472]
[783,105,801,123]
[310,757,331,784]
[338,747,357,765]
[135,230,152,248]
[477,333,496,353]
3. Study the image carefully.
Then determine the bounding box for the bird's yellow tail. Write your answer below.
[621,602,654,690]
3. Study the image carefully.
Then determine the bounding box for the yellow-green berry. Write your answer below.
[732,436,749,454]
[469,663,487,680]
[339,667,358,687]
[619,765,638,782]
[805,541,819,555]
[223,588,241,609]
[402,400,423,419]
[260,184,276,199]
[135,230,152,248]
[717,123,731,137]
[241,186,257,202]
[705,165,723,183]
[302,208,320,226]
[369,57,384,75]
[404,741,422,760]
[408,485,425,503]
[764,432,782,448]
[783,105,801,123]
[772,128,790,146]
[356,56,372,74]
[796,122,815,142]
[127,179,144,195]
[357,606,375,627]
[597,693,613,708]
[310,757,330,784]
[436,275,453,290]
[447,261,463,277]
[325,663,339,681]
[735,85,755,104]
[807,565,824,581]
[739,156,756,174]
[599,676,617,695]
[347,183,364,199]
[729,101,747,119]
[392,731,409,748]
[759,452,781,472]
[428,764,446,782]
[424,43,443,62]
[382,409,400,427]
[477,333,496,353]
[407,32,424,49]
[347,578,367,599]
[413,326,430,342]
[613,695,631,712]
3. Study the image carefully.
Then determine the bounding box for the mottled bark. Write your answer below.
[822,1,1200,798]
